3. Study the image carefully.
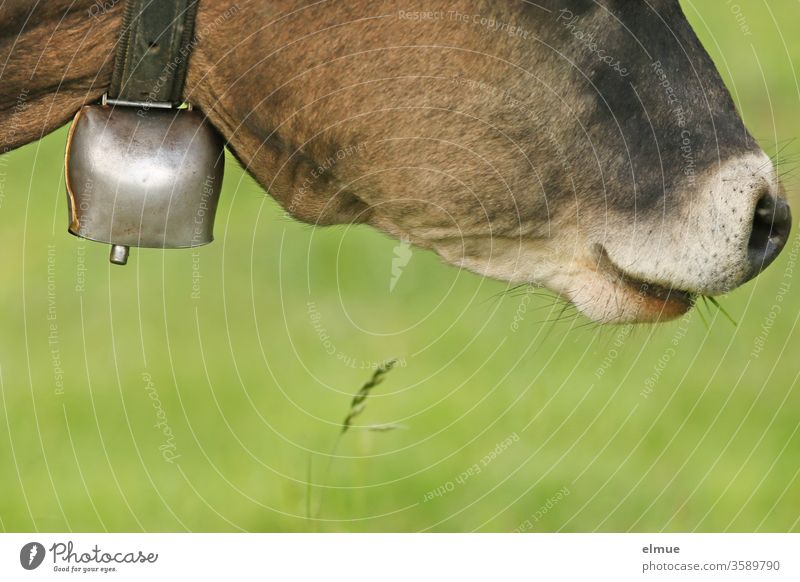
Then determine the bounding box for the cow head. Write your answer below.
[189,0,791,323]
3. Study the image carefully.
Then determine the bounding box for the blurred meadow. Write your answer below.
[1,1,799,532]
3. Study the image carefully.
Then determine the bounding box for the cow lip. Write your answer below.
[594,245,696,311]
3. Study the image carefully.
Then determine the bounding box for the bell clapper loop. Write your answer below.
[101,93,174,110]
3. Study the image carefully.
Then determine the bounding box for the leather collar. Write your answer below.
[109,0,200,105]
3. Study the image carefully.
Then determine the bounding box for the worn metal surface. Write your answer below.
[65,105,224,250]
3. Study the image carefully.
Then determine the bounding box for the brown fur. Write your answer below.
[0,0,120,151]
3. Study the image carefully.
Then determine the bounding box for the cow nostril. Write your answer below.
[747,192,792,278]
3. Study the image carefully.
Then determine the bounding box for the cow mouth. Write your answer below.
[594,245,695,321]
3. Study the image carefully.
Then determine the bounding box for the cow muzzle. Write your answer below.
[585,152,793,323]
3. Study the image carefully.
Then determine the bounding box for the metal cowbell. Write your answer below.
[64,103,224,265]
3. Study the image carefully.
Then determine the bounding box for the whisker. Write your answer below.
[706,295,738,326]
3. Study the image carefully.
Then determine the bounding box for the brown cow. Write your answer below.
[1,0,791,323]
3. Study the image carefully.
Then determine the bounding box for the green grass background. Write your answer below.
[1,1,798,532]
